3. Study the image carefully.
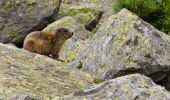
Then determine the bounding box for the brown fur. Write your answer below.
[23,28,73,62]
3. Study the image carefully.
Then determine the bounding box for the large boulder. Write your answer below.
[57,0,114,19]
[0,43,95,99]
[66,8,170,82]
[63,74,170,100]
[0,0,61,45]
[55,0,114,33]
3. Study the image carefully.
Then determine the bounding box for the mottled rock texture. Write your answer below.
[63,74,170,100]
[0,43,95,99]
[67,9,170,82]
[1,0,170,99]
[0,0,61,46]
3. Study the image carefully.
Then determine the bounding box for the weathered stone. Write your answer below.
[62,74,170,100]
[43,16,91,41]
[0,0,61,45]
[54,0,114,33]
[158,71,170,91]
[67,9,170,82]
[0,43,95,99]
[0,94,36,100]
[57,0,114,19]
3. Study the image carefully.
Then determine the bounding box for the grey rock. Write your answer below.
[57,0,114,19]
[0,0,61,44]
[67,9,170,81]
[43,16,92,41]
[0,94,37,100]
[62,74,170,100]
[0,43,95,99]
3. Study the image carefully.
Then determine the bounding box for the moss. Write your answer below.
[52,97,63,100]
[61,19,77,26]
[74,12,96,23]
[59,6,99,18]
[43,17,77,32]
[26,3,34,13]
[27,0,37,5]
[44,98,50,100]
[65,45,81,63]
[93,78,104,84]
[6,1,12,8]
[66,51,77,62]
[15,0,20,4]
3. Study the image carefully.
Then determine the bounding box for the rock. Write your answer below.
[67,8,170,82]
[43,16,92,41]
[0,43,95,99]
[0,94,36,100]
[63,74,170,100]
[57,0,114,19]
[55,0,114,32]
[157,71,170,91]
[0,0,61,45]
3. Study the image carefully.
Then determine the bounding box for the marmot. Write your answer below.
[23,28,73,62]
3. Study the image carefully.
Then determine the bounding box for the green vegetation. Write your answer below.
[114,0,170,34]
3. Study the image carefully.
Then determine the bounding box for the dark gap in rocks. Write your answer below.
[104,67,143,79]
[76,61,83,69]
[15,0,62,48]
[156,71,170,91]
[15,42,23,48]
[84,11,104,32]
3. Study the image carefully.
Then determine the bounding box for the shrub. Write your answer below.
[114,0,170,34]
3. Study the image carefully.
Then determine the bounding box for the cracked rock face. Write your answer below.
[0,0,61,45]
[67,9,170,81]
[63,74,170,100]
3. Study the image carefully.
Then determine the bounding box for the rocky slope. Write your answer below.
[0,0,170,99]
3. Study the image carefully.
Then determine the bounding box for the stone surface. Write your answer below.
[43,16,92,41]
[0,43,95,99]
[0,0,61,45]
[57,0,114,19]
[0,94,36,100]
[1,0,170,99]
[66,9,170,82]
[62,74,170,100]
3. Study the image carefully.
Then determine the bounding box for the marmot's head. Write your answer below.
[55,28,73,39]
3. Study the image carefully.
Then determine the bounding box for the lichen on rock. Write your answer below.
[0,43,95,99]
[0,0,61,46]
[62,74,170,100]
[67,9,170,82]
